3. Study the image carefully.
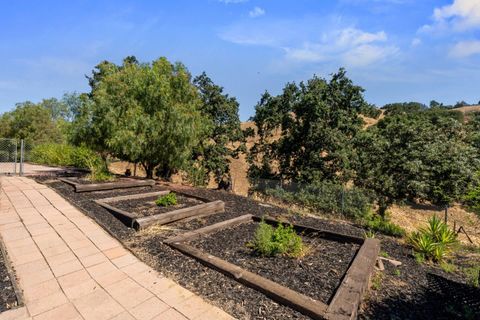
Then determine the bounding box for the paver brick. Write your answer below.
[130,297,170,319]
[72,288,125,320]
[105,278,154,309]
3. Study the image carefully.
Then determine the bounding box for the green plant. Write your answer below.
[394,269,401,276]
[380,251,390,258]
[363,213,405,238]
[408,216,457,263]
[440,261,457,273]
[371,272,383,290]
[248,220,305,258]
[463,186,480,217]
[155,193,177,207]
[262,181,374,220]
[464,266,480,287]
[364,230,376,238]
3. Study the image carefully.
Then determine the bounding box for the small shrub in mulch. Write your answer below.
[247,219,305,258]
[155,192,177,207]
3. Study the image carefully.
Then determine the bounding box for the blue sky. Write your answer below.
[1,0,479,120]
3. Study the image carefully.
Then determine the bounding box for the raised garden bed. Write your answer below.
[165,214,380,320]
[35,176,480,319]
[95,191,225,230]
[59,177,155,192]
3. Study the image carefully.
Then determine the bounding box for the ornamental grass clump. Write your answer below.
[155,192,177,207]
[249,219,305,258]
[408,215,457,263]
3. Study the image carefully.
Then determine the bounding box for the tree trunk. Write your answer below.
[377,197,391,219]
[156,164,172,181]
[141,163,154,179]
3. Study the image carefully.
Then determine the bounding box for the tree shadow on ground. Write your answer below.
[362,273,480,320]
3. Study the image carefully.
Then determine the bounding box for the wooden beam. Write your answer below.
[165,214,253,244]
[134,200,225,230]
[169,242,329,320]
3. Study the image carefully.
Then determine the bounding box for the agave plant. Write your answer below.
[408,216,457,263]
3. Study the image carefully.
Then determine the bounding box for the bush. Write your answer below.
[248,220,305,258]
[155,193,177,207]
[30,143,113,182]
[363,212,405,238]
[463,186,480,217]
[30,143,100,169]
[408,216,457,263]
[263,181,373,220]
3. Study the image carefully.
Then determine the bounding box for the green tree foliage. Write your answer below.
[191,72,244,187]
[248,69,374,184]
[75,56,205,179]
[355,110,479,216]
[0,101,63,144]
[381,102,427,115]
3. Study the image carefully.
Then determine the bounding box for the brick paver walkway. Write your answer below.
[0,176,234,320]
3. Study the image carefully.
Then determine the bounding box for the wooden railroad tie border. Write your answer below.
[59,177,155,193]
[165,214,380,320]
[94,190,225,230]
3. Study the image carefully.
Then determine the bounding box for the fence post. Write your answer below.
[20,140,24,176]
[14,140,18,174]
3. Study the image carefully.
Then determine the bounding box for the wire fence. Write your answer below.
[250,178,480,245]
[0,138,31,176]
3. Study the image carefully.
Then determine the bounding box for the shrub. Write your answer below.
[463,186,480,217]
[408,216,457,263]
[363,213,406,238]
[464,266,480,288]
[155,193,177,207]
[248,220,305,258]
[30,143,93,168]
[30,143,113,182]
[263,181,373,220]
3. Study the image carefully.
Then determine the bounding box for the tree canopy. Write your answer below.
[72,56,206,179]
[248,69,375,184]
[355,110,479,215]
[191,72,244,186]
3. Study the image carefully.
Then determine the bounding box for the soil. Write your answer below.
[191,221,359,304]
[34,174,480,320]
[112,195,203,218]
[0,248,18,312]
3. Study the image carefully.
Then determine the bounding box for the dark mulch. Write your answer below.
[63,176,119,185]
[0,249,18,312]
[112,195,203,218]
[191,221,359,304]
[34,175,480,320]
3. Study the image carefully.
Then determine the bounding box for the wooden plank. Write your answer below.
[134,200,225,230]
[97,190,170,203]
[59,177,155,192]
[169,242,329,320]
[326,238,380,320]
[164,214,253,244]
[95,200,137,227]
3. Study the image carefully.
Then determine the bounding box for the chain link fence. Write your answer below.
[0,138,28,176]
[250,178,374,219]
[0,138,18,175]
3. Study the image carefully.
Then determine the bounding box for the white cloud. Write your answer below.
[421,0,480,32]
[249,7,265,18]
[411,38,422,47]
[450,40,480,58]
[283,28,397,67]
